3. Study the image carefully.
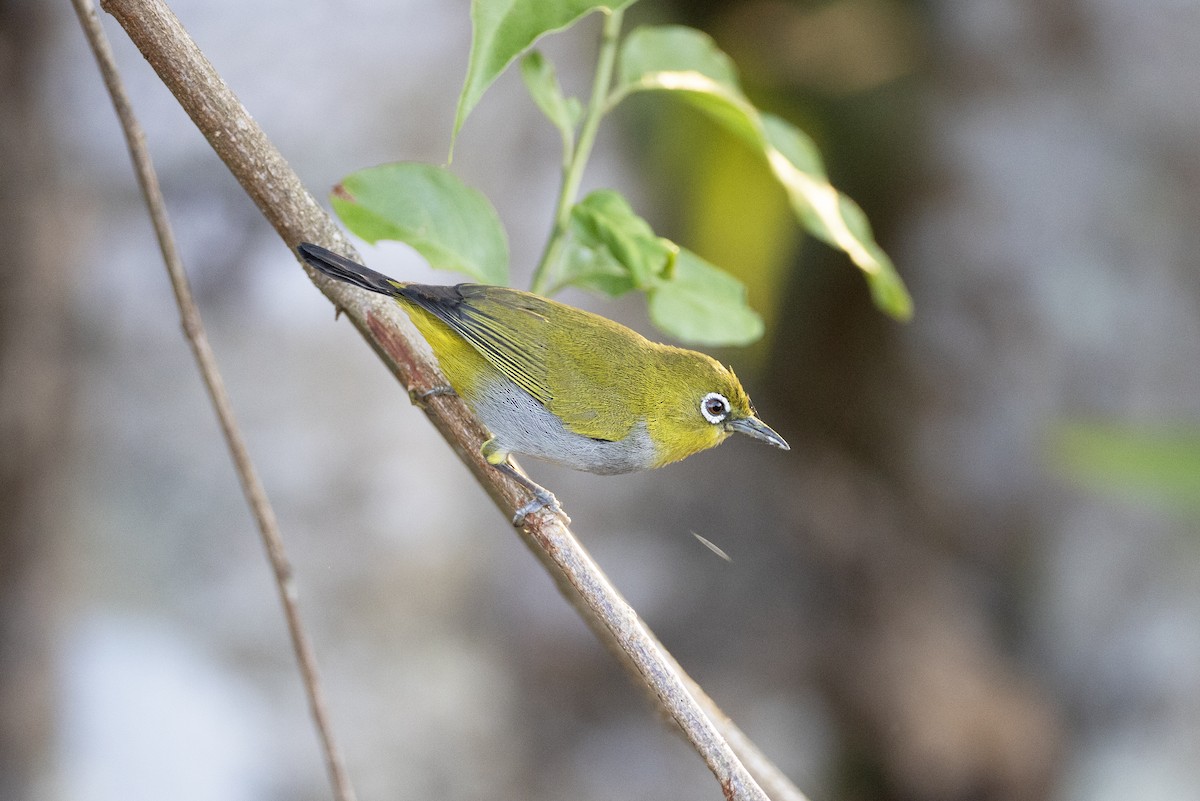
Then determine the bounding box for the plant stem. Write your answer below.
[77,3,357,800]
[530,7,624,295]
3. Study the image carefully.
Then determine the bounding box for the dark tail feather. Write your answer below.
[297,243,403,296]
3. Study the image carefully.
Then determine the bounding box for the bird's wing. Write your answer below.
[542,342,644,442]
[398,283,641,442]
[397,283,554,405]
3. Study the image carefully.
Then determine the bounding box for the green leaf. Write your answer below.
[452,0,639,152]
[761,114,911,319]
[331,162,509,284]
[612,24,913,321]
[555,190,672,295]
[1053,422,1200,515]
[758,112,824,178]
[520,51,582,153]
[553,191,763,346]
[613,25,761,145]
[616,23,740,88]
[555,237,638,296]
[647,248,764,346]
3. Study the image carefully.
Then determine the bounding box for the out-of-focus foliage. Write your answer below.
[1053,422,1200,517]
[613,25,911,320]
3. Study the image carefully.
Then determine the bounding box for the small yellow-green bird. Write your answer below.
[298,243,788,523]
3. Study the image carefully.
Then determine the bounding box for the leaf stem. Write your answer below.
[530,7,624,295]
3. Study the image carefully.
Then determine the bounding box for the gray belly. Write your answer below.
[467,379,656,475]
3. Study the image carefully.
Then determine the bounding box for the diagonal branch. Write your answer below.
[96,1,809,799]
[70,1,357,800]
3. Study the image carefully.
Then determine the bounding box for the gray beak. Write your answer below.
[727,416,790,450]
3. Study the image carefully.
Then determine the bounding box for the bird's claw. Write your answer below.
[409,384,455,407]
[512,488,570,527]
[491,455,569,526]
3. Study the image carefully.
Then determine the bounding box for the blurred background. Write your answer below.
[4,0,1200,799]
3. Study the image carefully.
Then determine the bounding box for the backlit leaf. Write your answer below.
[613,25,912,320]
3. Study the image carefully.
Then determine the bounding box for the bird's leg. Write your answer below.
[494,461,569,526]
[483,439,569,526]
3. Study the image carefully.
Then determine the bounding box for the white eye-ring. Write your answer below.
[700,392,731,424]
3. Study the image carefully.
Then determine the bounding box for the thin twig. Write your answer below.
[95,1,810,799]
[70,3,357,800]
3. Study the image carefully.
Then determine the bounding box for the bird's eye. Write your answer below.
[700,392,731,424]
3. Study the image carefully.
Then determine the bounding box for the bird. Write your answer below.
[297,243,789,524]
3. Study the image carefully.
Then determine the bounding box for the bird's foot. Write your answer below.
[409,384,455,407]
[491,458,570,526]
[511,486,570,527]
